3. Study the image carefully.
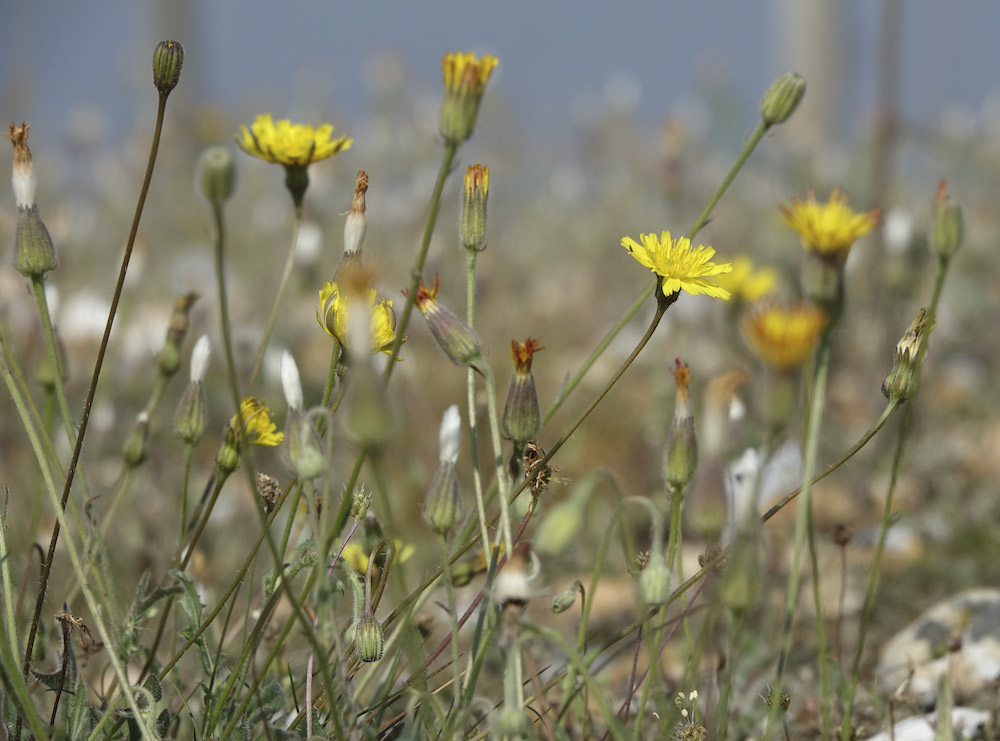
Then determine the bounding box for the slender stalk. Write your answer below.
[482,365,513,557]
[211,200,243,421]
[247,211,302,390]
[20,89,170,691]
[438,533,464,701]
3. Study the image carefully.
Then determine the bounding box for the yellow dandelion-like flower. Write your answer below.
[713,255,778,303]
[236,114,352,167]
[621,231,734,300]
[779,188,881,260]
[339,540,416,573]
[742,300,828,371]
[316,281,399,355]
[442,52,498,98]
[230,397,284,447]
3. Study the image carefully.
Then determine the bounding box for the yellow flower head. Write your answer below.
[442,52,498,98]
[713,255,778,303]
[340,540,416,573]
[621,231,734,300]
[742,300,828,371]
[779,188,880,260]
[229,397,284,447]
[317,281,399,355]
[237,114,352,167]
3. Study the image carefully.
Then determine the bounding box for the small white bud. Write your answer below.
[280,351,303,410]
[190,335,211,383]
[439,404,461,464]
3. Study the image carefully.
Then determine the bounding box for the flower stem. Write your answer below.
[464,247,493,557]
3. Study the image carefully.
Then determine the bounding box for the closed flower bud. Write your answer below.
[354,614,384,662]
[198,146,236,208]
[351,487,372,520]
[343,171,368,257]
[639,554,671,607]
[492,708,530,739]
[216,432,241,474]
[502,338,542,445]
[156,293,198,377]
[122,412,150,469]
[550,583,581,614]
[174,336,210,445]
[882,308,931,402]
[280,351,303,411]
[14,207,57,278]
[460,164,489,251]
[152,40,183,96]
[409,276,484,371]
[932,180,963,260]
[422,405,463,534]
[664,360,698,492]
[284,407,326,479]
[759,72,806,126]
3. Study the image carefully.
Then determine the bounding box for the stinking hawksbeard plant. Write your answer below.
[0,42,974,741]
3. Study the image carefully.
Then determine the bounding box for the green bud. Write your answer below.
[122,413,150,469]
[351,487,372,520]
[422,462,462,535]
[354,614,384,662]
[664,360,697,491]
[639,555,671,607]
[759,72,807,126]
[156,293,198,377]
[174,381,206,445]
[152,40,183,96]
[284,408,326,479]
[550,583,580,614]
[492,707,530,740]
[216,432,241,474]
[14,207,57,278]
[882,308,931,402]
[460,164,489,251]
[932,180,963,259]
[198,146,236,208]
[439,52,498,145]
[412,277,484,372]
[502,339,543,445]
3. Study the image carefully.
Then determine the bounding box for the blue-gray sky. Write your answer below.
[2,1,998,149]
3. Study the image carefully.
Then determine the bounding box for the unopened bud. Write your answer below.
[152,40,184,96]
[422,405,463,534]
[351,487,372,520]
[14,207,57,278]
[123,412,150,469]
[550,583,580,614]
[932,180,963,260]
[882,308,931,402]
[157,293,198,377]
[409,276,483,371]
[343,171,368,257]
[460,164,489,251]
[639,555,671,607]
[664,360,697,491]
[439,52,498,144]
[502,338,542,444]
[759,72,806,126]
[198,146,235,207]
[354,614,384,662]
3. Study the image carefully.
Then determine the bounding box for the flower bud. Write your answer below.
[639,554,671,607]
[882,308,931,402]
[354,614,385,662]
[351,487,372,520]
[932,180,963,260]
[156,293,198,377]
[759,72,806,126]
[198,146,236,208]
[502,338,542,445]
[14,207,57,278]
[343,171,368,257]
[409,276,484,371]
[216,431,241,474]
[152,40,183,96]
[422,405,464,534]
[122,412,150,469]
[439,52,499,144]
[663,360,697,491]
[284,406,326,479]
[460,164,489,251]
[174,337,210,445]
[492,708,530,739]
[550,583,581,614]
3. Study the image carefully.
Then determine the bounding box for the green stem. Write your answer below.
[463,247,492,559]
[211,200,242,421]
[482,365,513,557]
[20,89,170,694]
[438,533,464,702]
[247,210,302,390]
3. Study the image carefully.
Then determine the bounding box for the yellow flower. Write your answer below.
[779,189,880,260]
[440,52,499,144]
[340,540,415,573]
[742,300,827,370]
[713,255,778,303]
[621,231,734,300]
[229,397,284,447]
[441,52,498,98]
[316,281,399,354]
[236,114,352,167]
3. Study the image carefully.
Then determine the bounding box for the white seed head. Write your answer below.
[190,335,211,383]
[280,350,303,410]
[439,404,461,464]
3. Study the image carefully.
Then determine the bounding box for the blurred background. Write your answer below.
[1,0,999,660]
